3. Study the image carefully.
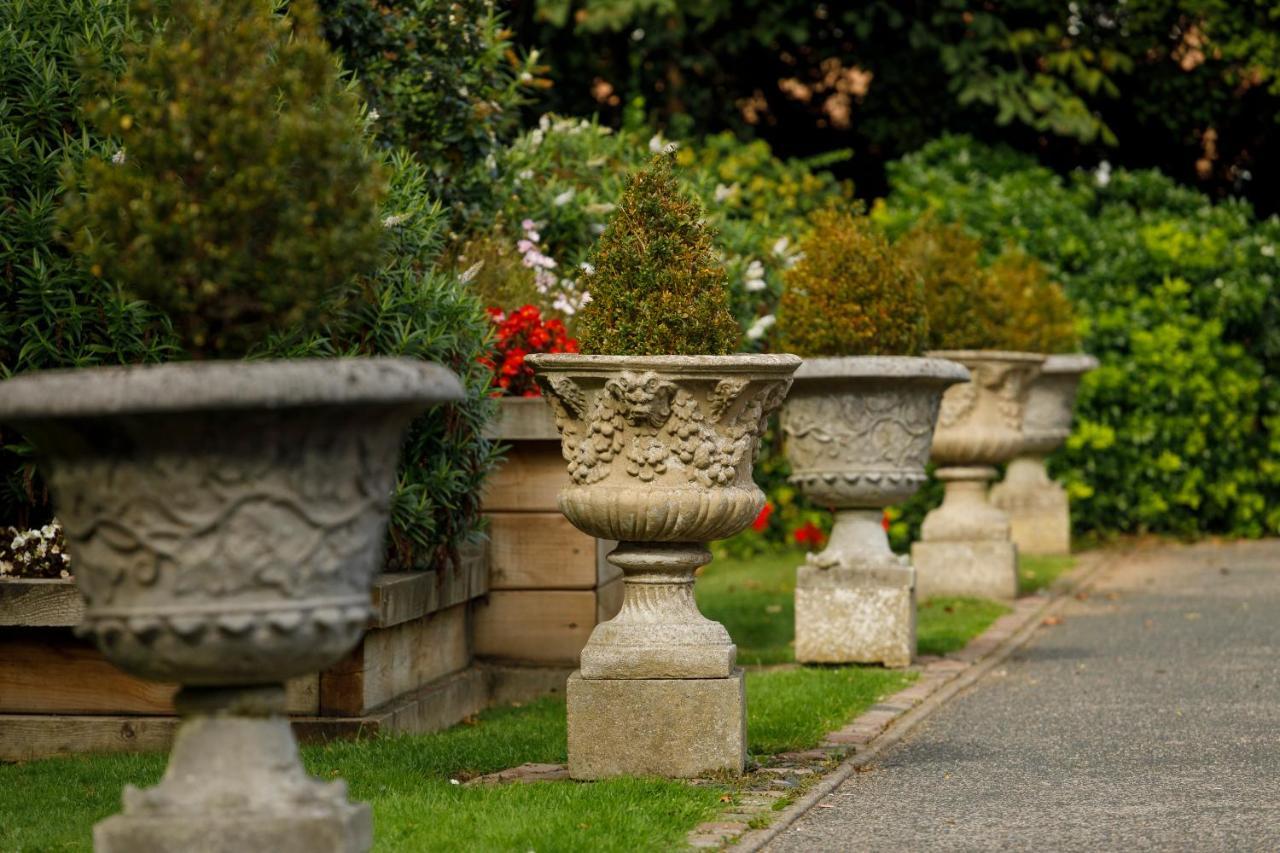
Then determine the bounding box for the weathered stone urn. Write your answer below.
[781,357,970,667]
[526,353,799,779]
[990,353,1098,556]
[0,359,462,853]
[912,351,1044,601]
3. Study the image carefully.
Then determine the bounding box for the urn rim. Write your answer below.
[792,355,971,385]
[525,352,801,378]
[0,357,463,420]
[925,349,1047,366]
[1040,352,1100,375]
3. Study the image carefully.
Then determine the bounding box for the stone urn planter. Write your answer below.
[912,351,1044,601]
[781,356,970,667]
[0,358,461,853]
[990,354,1099,556]
[526,353,798,779]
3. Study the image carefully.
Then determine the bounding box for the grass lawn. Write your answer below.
[0,546,1025,851]
[1019,554,1077,595]
[0,698,724,852]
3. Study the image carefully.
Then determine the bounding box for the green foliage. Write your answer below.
[895,221,1011,352]
[262,151,500,570]
[475,113,851,341]
[777,209,926,357]
[511,1,1280,214]
[881,134,1280,539]
[317,0,539,225]
[62,0,385,357]
[0,0,174,528]
[575,154,739,355]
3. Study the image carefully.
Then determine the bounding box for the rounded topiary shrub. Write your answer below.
[777,209,926,356]
[576,154,740,356]
[61,0,386,357]
[986,249,1078,354]
[896,221,1012,351]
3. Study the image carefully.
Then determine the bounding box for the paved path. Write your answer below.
[769,541,1280,852]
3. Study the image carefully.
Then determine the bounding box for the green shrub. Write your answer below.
[986,249,1078,354]
[0,0,174,528]
[777,209,925,357]
[264,151,499,569]
[880,134,1280,539]
[317,0,539,226]
[895,222,1010,352]
[62,0,385,357]
[576,154,739,356]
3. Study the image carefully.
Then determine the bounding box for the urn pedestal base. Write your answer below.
[566,670,746,780]
[989,456,1071,556]
[793,511,916,667]
[911,540,1018,601]
[914,467,1018,601]
[95,686,371,853]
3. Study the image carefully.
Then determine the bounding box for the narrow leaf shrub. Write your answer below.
[576,155,740,356]
[0,0,174,528]
[777,209,925,357]
[61,0,386,357]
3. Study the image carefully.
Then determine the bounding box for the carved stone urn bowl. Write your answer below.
[0,358,462,852]
[781,356,970,666]
[990,353,1099,555]
[527,353,798,679]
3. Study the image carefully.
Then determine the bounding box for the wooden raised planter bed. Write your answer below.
[474,398,622,693]
[0,545,488,762]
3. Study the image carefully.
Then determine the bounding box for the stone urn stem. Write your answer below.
[0,359,461,853]
[781,356,969,667]
[580,541,732,679]
[913,351,1044,601]
[527,353,799,780]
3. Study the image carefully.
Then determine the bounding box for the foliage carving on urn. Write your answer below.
[537,370,791,488]
[782,390,940,475]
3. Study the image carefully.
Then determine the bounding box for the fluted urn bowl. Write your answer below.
[1021,353,1100,455]
[526,354,800,542]
[782,356,971,508]
[0,359,462,686]
[927,350,1046,466]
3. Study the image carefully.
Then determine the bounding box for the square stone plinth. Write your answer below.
[912,540,1018,601]
[95,804,372,853]
[567,670,746,779]
[795,562,915,667]
[1005,489,1071,556]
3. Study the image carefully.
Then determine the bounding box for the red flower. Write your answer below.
[751,502,774,533]
[882,510,891,533]
[793,521,826,549]
[480,304,580,396]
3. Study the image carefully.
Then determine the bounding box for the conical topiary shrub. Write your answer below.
[575,154,740,356]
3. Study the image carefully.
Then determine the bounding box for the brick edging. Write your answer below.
[686,551,1118,850]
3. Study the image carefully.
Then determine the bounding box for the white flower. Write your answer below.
[517,169,534,181]
[648,133,666,154]
[772,236,791,257]
[553,188,576,206]
[111,148,126,165]
[1261,244,1276,258]
[746,259,765,279]
[528,129,544,147]
[539,114,551,132]
[1095,160,1112,188]
[591,223,606,235]
[382,213,410,229]
[366,109,380,123]
[746,314,776,341]
[713,183,738,203]
[580,262,595,275]
[459,261,484,284]
[745,278,767,293]
[631,27,646,41]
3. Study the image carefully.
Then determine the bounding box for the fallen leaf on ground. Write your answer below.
[1043,615,1063,626]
